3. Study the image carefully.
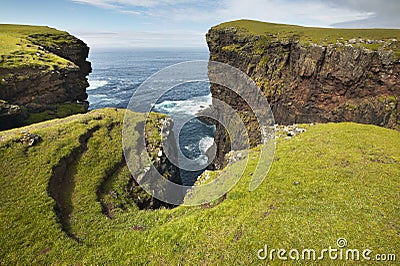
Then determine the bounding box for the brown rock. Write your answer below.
[206,26,400,167]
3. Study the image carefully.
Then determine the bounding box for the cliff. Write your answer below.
[0,24,91,130]
[207,20,400,167]
[0,109,181,238]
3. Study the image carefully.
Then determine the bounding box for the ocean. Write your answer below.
[87,48,215,185]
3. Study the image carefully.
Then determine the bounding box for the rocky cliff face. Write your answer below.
[143,114,182,207]
[0,28,91,130]
[207,21,400,168]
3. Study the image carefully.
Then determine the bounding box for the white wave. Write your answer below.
[154,94,212,116]
[194,136,215,166]
[155,101,177,113]
[87,79,109,90]
[88,94,108,98]
[196,154,209,166]
[184,143,196,152]
[199,136,214,154]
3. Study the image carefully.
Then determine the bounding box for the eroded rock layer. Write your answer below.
[206,21,400,167]
[0,26,91,130]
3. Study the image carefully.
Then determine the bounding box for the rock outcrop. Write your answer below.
[141,114,182,208]
[0,25,91,130]
[206,20,400,167]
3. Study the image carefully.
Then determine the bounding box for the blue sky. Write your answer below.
[1,0,399,48]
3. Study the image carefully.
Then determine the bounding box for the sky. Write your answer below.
[1,0,399,48]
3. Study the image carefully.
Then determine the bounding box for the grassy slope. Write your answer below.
[0,24,77,74]
[1,109,399,264]
[215,19,400,58]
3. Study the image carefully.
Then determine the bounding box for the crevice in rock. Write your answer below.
[96,155,126,219]
[316,46,327,75]
[97,117,182,217]
[95,120,124,219]
[47,125,100,242]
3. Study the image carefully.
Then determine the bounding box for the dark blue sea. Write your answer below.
[87,48,214,185]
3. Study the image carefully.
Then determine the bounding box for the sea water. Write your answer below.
[87,48,214,185]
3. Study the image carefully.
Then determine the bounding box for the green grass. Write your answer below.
[23,103,87,124]
[214,19,400,58]
[1,113,399,264]
[0,24,79,74]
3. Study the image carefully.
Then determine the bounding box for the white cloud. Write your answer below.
[69,0,399,47]
[71,0,378,28]
[72,0,197,8]
[118,9,142,15]
[164,0,374,26]
[72,30,207,48]
[71,0,119,9]
[328,0,400,28]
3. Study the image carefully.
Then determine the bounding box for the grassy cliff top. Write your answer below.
[1,110,399,264]
[0,24,80,72]
[214,19,400,57]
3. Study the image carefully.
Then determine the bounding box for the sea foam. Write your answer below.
[87,79,109,90]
